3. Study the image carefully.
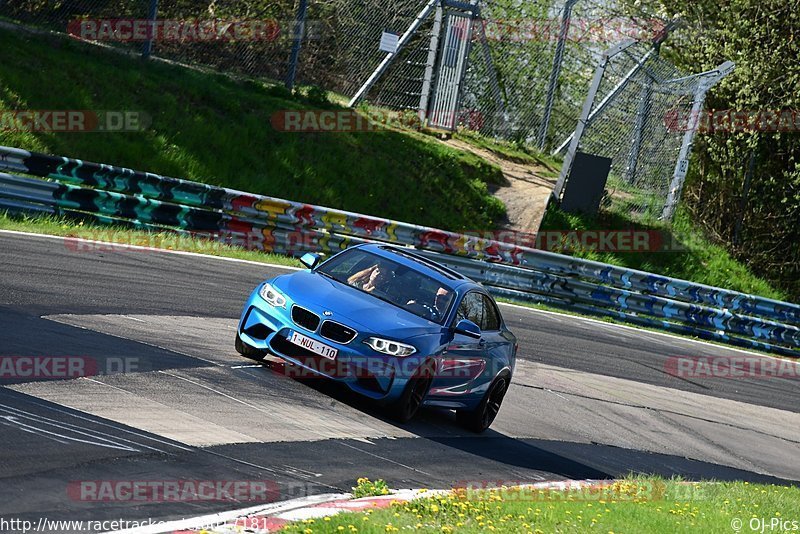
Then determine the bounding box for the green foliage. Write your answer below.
[0,211,303,267]
[285,477,800,534]
[539,203,784,299]
[618,0,800,301]
[302,85,332,107]
[351,478,390,499]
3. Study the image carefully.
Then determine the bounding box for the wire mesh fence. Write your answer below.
[553,41,732,222]
[566,43,697,221]
[0,0,301,83]
[0,0,730,222]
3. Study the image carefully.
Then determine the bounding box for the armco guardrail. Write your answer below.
[0,145,798,358]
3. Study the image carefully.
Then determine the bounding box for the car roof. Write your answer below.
[353,243,474,290]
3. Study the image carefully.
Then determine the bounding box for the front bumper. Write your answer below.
[237,286,418,401]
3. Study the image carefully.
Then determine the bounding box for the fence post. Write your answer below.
[624,78,652,184]
[660,83,708,220]
[476,17,506,136]
[285,0,309,91]
[141,0,159,59]
[537,0,578,150]
[661,60,734,220]
[552,39,635,201]
[553,44,653,156]
[419,2,444,122]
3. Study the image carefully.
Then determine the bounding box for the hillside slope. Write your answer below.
[0,27,504,231]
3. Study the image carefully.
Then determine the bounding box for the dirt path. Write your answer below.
[442,138,556,232]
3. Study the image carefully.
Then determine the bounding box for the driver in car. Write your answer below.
[347,262,395,293]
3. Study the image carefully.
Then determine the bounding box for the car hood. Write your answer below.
[271,270,442,339]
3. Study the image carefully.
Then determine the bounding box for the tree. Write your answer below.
[621,0,800,300]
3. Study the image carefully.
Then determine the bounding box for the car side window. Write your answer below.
[481,294,501,331]
[455,292,484,327]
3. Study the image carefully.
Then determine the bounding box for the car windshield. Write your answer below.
[317,248,455,324]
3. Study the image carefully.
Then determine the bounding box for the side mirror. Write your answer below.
[300,252,321,269]
[454,319,482,340]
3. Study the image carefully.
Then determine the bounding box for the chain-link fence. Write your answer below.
[1,0,301,82]
[552,41,732,221]
[436,0,668,149]
[0,0,731,222]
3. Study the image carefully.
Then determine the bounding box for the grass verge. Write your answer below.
[0,212,301,267]
[453,129,561,179]
[282,476,800,533]
[539,202,786,301]
[0,26,504,232]
[450,130,785,299]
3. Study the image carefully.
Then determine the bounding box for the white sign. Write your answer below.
[379,31,400,53]
[674,158,690,180]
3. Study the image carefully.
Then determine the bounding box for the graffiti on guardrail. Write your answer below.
[1,145,799,359]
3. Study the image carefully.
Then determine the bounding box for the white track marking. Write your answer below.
[4,228,791,360]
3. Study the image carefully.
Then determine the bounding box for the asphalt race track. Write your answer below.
[1,231,798,530]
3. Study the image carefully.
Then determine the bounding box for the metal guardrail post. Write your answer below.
[419,2,444,122]
[476,15,505,134]
[553,40,636,200]
[141,0,159,59]
[624,78,652,184]
[662,60,734,220]
[537,0,578,150]
[553,42,652,157]
[285,0,309,91]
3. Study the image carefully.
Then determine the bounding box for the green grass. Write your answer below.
[453,129,561,178]
[0,27,504,232]
[0,211,302,267]
[0,26,786,301]
[539,203,785,300]
[352,478,391,499]
[282,476,800,533]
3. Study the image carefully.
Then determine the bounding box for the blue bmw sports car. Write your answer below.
[236,244,517,432]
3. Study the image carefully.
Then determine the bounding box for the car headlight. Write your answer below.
[259,283,286,308]
[364,337,416,357]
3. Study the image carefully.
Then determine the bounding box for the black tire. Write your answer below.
[456,374,509,433]
[235,333,265,359]
[388,361,435,423]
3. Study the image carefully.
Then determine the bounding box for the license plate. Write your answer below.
[289,331,338,360]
